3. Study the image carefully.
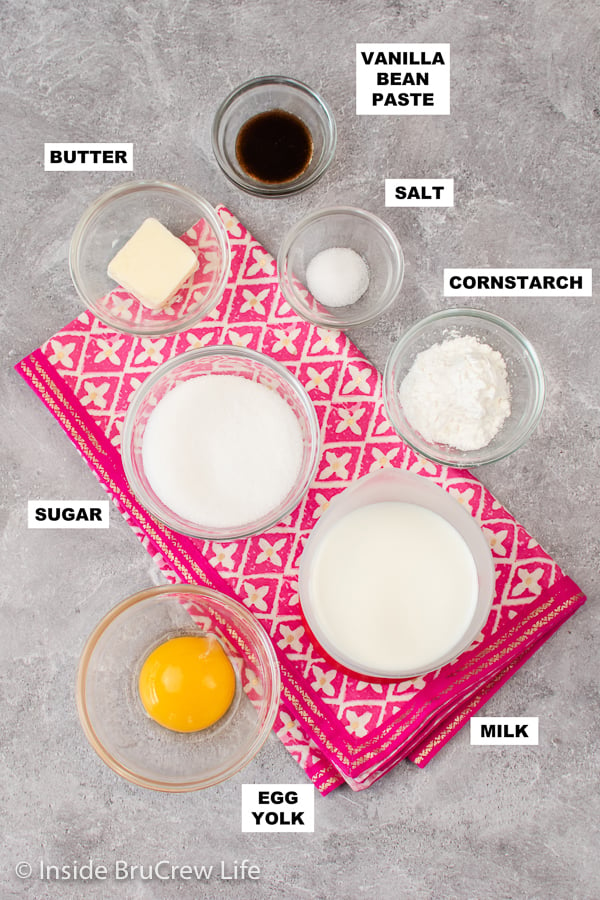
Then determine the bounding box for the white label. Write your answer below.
[28,501,110,529]
[44,143,133,171]
[241,784,314,833]
[385,178,454,207]
[470,717,539,745]
[444,268,592,296]
[356,43,450,115]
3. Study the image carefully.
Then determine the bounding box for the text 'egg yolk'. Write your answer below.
[138,634,236,732]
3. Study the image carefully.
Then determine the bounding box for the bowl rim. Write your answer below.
[211,74,337,197]
[121,344,321,540]
[68,179,231,336]
[277,205,405,327]
[383,307,546,466]
[298,468,496,679]
[76,583,281,792]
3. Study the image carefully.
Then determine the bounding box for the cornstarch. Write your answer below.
[399,335,511,451]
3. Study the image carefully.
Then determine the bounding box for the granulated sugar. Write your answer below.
[142,374,304,528]
[306,247,370,307]
[399,335,511,451]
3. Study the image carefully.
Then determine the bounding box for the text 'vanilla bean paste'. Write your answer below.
[235,109,313,184]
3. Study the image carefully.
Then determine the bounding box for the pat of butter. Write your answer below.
[107,217,199,309]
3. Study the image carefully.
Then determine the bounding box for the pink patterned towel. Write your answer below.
[16,207,586,795]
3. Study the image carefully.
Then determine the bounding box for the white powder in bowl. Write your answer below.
[399,335,511,451]
[142,374,304,528]
[306,247,370,308]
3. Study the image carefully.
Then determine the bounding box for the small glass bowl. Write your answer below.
[383,308,546,467]
[121,345,321,541]
[76,585,281,792]
[69,181,230,336]
[298,468,495,679]
[277,207,404,328]
[212,75,336,197]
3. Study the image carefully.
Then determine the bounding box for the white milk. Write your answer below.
[142,374,304,528]
[308,501,478,673]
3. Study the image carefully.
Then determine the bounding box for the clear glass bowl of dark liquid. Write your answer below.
[212,76,336,197]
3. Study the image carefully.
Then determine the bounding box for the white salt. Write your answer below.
[142,374,304,528]
[306,247,370,308]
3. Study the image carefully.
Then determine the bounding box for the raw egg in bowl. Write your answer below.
[76,585,280,792]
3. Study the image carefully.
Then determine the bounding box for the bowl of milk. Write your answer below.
[298,468,495,678]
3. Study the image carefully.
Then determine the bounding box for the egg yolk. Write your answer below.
[138,634,236,732]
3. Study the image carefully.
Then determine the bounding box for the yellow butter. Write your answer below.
[107,217,199,310]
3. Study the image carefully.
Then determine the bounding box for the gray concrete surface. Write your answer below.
[2,1,599,898]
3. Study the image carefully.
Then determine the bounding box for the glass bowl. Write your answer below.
[383,308,546,467]
[121,345,321,541]
[212,75,336,197]
[69,180,230,336]
[298,468,495,679]
[277,207,404,328]
[76,585,281,792]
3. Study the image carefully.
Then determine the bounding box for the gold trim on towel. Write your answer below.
[22,359,214,589]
